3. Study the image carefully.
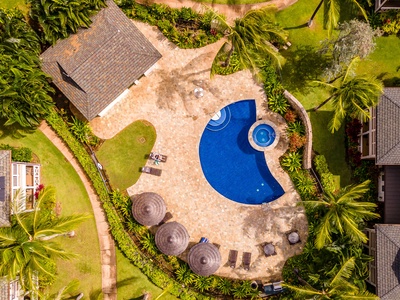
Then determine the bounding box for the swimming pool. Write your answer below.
[199,100,284,205]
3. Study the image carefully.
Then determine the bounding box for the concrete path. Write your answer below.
[39,122,117,300]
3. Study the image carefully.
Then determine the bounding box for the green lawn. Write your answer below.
[275,0,400,186]
[116,248,177,300]
[0,129,102,296]
[96,121,156,191]
[194,0,269,4]
[0,0,29,14]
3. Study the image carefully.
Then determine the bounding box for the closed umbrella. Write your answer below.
[188,242,221,276]
[155,222,189,255]
[131,192,166,226]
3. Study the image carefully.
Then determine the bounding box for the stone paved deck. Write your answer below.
[90,21,307,281]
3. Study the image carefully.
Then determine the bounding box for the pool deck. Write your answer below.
[90,21,308,282]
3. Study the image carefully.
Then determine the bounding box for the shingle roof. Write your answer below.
[0,150,11,227]
[376,88,400,165]
[40,0,162,121]
[376,224,400,299]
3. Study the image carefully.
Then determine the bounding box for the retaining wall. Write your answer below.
[283,90,312,169]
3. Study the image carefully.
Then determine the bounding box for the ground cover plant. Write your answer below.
[116,0,222,48]
[95,120,156,191]
[0,128,102,296]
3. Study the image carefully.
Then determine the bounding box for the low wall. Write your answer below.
[283,90,312,169]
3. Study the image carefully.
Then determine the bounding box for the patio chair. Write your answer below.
[228,250,238,268]
[150,152,168,163]
[242,252,252,271]
[141,166,162,176]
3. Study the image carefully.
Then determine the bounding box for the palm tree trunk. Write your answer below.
[308,0,324,27]
[313,94,334,111]
[223,44,235,67]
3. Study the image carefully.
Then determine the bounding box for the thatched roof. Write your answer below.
[155,221,189,256]
[131,192,166,226]
[188,243,221,276]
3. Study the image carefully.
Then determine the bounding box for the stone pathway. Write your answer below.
[137,0,299,22]
[39,122,117,300]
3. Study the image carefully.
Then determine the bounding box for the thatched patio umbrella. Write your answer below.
[131,192,166,226]
[264,243,276,256]
[155,221,189,256]
[188,243,221,276]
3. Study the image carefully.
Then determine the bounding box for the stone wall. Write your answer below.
[283,90,312,169]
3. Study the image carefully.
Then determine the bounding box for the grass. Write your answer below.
[96,120,156,191]
[194,0,269,4]
[0,129,102,296]
[275,0,400,186]
[0,0,29,14]
[116,248,177,300]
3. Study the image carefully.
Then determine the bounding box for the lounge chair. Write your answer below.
[228,250,238,268]
[141,166,162,176]
[243,252,252,271]
[199,237,209,243]
[150,152,168,163]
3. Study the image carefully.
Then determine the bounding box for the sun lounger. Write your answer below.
[141,166,162,176]
[199,237,209,243]
[243,252,252,271]
[150,152,168,163]
[228,250,238,268]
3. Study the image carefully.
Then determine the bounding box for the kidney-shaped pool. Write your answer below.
[199,99,284,205]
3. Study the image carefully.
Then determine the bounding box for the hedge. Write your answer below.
[45,110,211,299]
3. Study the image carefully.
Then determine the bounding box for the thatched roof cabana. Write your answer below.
[188,243,221,276]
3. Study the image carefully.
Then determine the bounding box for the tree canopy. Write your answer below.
[0,186,90,293]
[0,8,55,131]
[211,6,287,76]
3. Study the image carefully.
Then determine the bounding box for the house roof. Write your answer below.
[0,150,11,227]
[383,166,400,224]
[376,88,400,165]
[376,224,400,299]
[40,0,162,121]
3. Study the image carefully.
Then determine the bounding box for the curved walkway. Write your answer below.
[39,121,117,300]
[137,0,299,21]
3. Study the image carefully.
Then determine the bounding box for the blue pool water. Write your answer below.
[199,100,284,205]
[253,124,276,147]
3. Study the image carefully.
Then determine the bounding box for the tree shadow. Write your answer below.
[0,121,37,139]
[281,45,329,93]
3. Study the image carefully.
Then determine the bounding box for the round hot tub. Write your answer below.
[248,120,279,151]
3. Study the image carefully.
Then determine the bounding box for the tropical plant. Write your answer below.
[308,0,368,36]
[175,264,195,285]
[0,186,90,293]
[285,257,379,299]
[27,0,107,45]
[216,277,233,295]
[292,170,316,198]
[193,274,215,292]
[287,121,305,135]
[68,117,92,143]
[139,232,158,256]
[268,93,289,115]
[210,6,287,76]
[303,180,379,249]
[282,152,302,172]
[313,57,383,133]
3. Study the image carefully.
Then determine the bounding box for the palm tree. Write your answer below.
[210,6,288,76]
[308,0,367,36]
[27,0,107,45]
[303,180,379,249]
[0,186,91,293]
[313,57,383,133]
[285,257,379,299]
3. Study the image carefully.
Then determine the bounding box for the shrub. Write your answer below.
[345,118,362,144]
[284,110,297,123]
[292,170,316,198]
[268,93,289,115]
[321,172,335,193]
[287,121,305,136]
[314,155,329,175]
[289,132,306,152]
[0,144,33,162]
[281,152,302,172]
